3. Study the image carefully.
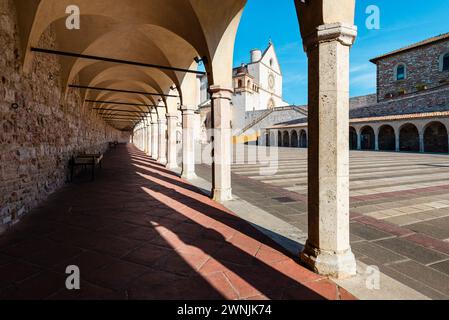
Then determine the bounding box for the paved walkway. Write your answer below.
[196,146,449,299]
[0,144,354,300]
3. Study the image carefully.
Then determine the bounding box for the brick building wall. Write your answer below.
[0,0,127,233]
[376,39,449,102]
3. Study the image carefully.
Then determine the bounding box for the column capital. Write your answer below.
[303,23,357,52]
[181,105,197,114]
[158,118,167,124]
[166,113,178,119]
[209,85,234,100]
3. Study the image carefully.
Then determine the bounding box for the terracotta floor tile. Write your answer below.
[0,145,349,300]
[0,261,42,288]
[86,261,151,291]
[0,271,65,300]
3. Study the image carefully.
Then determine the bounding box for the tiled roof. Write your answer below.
[370,32,449,63]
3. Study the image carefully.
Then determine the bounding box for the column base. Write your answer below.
[181,171,197,180]
[158,158,167,165]
[166,163,179,170]
[300,242,357,280]
[212,188,233,203]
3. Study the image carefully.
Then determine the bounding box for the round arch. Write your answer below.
[378,125,396,151]
[424,122,448,153]
[283,131,290,147]
[349,127,357,150]
[300,130,308,148]
[361,126,375,150]
[291,131,299,148]
[400,123,420,152]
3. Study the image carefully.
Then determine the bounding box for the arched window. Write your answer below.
[440,53,449,72]
[238,79,243,88]
[395,64,406,81]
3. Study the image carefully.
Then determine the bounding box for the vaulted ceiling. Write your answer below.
[14,0,247,130]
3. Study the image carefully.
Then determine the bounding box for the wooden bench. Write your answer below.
[109,141,119,149]
[69,154,104,182]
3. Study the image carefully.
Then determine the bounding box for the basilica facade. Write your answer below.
[196,41,289,143]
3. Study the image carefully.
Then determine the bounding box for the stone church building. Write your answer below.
[196,41,289,143]
[265,32,449,154]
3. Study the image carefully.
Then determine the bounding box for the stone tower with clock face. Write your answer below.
[232,41,289,127]
[196,41,290,135]
[230,41,290,130]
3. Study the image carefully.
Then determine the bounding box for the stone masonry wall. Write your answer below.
[376,39,449,101]
[0,0,125,233]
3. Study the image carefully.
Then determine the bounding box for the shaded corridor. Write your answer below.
[0,144,354,300]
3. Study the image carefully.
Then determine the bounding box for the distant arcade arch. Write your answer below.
[283,131,290,147]
[278,131,282,147]
[349,127,357,150]
[361,126,375,150]
[300,130,308,148]
[424,122,448,153]
[378,125,396,151]
[291,131,299,148]
[400,124,420,152]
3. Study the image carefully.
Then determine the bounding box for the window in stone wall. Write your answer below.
[395,64,406,81]
[442,53,449,71]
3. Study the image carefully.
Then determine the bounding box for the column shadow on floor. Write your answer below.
[0,144,329,300]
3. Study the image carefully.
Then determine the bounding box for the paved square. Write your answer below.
[195,146,449,299]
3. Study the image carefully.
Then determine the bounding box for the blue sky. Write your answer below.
[233,0,449,105]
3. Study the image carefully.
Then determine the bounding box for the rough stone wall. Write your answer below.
[376,39,449,101]
[351,86,449,119]
[349,94,377,110]
[0,0,125,233]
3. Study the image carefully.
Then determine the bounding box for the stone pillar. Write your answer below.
[166,113,179,170]
[356,132,361,150]
[151,121,159,160]
[374,132,379,151]
[210,85,233,203]
[158,117,168,164]
[300,23,357,279]
[145,125,150,154]
[419,132,425,153]
[181,106,197,180]
[395,132,400,152]
[147,122,153,157]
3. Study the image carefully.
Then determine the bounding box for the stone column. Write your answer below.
[166,113,179,170]
[374,132,379,151]
[151,121,159,160]
[300,23,358,279]
[181,106,197,180]
[356,131,362,150]
[210,85,233,203]
[147,121,153,157]
[419,132,425,153]
[145,125,150,154]
[158,117,168,164]
[395,132,400,152]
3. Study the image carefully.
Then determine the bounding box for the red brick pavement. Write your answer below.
[0,144,355,300]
